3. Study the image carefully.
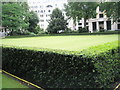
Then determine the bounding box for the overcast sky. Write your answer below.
[27,0,67,3]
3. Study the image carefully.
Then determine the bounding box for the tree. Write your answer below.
[2,2,29,35]
[99,1,120,22]
[47,8,67,34]
[28,11,39,34]
[64,2,98,30]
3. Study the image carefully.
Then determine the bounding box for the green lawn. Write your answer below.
[1,74,28,88]
[2,34,118,51]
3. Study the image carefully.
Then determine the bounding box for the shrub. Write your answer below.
[63,31,119,35]
[27,32,37,36]
[78,28,89,33]
[99,29,105,32]
[34,25,45,34]
[2,41,119,88]
[66,28,72,33]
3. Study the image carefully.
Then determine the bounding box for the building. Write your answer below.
[0,27,9,38]
[76,6,120,33]
[27,0,67,31]
[27,0,120,32]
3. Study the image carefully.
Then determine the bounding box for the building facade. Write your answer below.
[27,0,66,31]
[76,6,120,33]
[27,1,120,32]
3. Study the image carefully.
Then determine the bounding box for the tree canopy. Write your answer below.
[28,11,39,34]
[2,2,40,35]
[2,2,29,35]
[100,1,120,22]
[64,2,98,29]
[47,8,67,34]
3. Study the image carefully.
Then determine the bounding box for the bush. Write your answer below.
[78,28,89,33]
[66,28,72,32]
[2,41,119,88]
[81,41,120,88]
[99,29,105,32]
[34,25,45,34]
[24,32,36,36]
[62,31,119,35]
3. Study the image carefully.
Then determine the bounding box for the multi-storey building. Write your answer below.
[27,0,66,31]
[27,0,120,32]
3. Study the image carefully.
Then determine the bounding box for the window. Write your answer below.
[118,24,120,29]
[78,23,82,25]
[41,10,43,13]
[35,6,38,8]
[38,10,41,13]
[118,19,120,22]
[78,27,82,30]
[46,14,50,17]
[31,6,38,8]
[46,5,53,8]
[40,20,44,22]
[48,10,51,12]
[92,22,96,31]
[99,14,103,18]
[107,21,111,30]
[40,15,44,17]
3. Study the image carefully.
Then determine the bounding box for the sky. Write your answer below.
[27,0,67,3]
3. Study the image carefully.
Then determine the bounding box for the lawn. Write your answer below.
[1,74,28,88]
[2,34,118,51]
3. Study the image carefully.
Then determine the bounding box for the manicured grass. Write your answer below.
[2,34,118,51]
[2,74,28,88]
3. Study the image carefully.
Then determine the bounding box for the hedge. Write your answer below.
[65,31,119,35]
[2,41,120,88]
[5,31,119,38]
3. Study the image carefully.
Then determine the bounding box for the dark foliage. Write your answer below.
[2,42,120,88]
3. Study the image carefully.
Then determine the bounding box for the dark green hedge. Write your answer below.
[2,41,120,88]
[5,31,119,38]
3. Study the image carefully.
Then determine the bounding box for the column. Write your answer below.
[89,22,93,33]
[104,21,107,30]
[82,18,84,28]
[111,19,117,30]
[96,21,99,32]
